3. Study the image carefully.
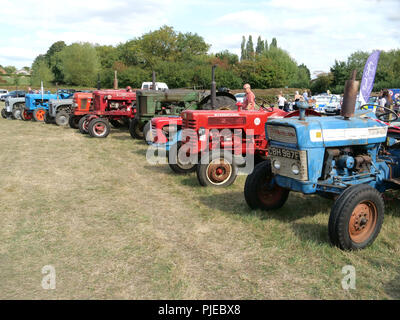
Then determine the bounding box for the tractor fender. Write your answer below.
[199,92,237,106]
[199,92,237,110]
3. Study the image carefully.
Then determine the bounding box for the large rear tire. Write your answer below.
[33,108,46,122]
[129,118,145,139]
[167,141,197,174]
[328,184,384,250]
[55,111,69,126]
[12,106,22,120]
[88,118,111,138]
[197,151,238,187]
[244,160,289,210]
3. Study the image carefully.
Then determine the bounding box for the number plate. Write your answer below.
[269,147,300,160]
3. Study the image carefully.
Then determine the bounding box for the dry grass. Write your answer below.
[0,102,399,299]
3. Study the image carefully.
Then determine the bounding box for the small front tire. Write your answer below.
[88,118,111,138]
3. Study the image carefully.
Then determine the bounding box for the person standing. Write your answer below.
[242,83,255,110]
[278,94,287,110]
[302,90,309,102]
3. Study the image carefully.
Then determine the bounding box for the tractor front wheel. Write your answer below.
[129,118,145,139]
[328,184,384,250]
[197,151,238,187]
[21,110,33,121]
[55,111,70,126]
[1,108,7,119]
[12,106,22,120]
[78,115,91,134]
[168,142,197,174]
[88,118,111,138]
[33,108,46,122]
[244,160,289,210]
[69,115,81,129]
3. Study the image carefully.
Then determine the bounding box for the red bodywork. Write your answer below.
[87,89,136,119]
[174,108,287,159]
[151,116,183,144]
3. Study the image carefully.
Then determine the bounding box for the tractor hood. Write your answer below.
[266,111,388,149]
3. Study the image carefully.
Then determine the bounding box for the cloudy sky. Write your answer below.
[1,0,399,76]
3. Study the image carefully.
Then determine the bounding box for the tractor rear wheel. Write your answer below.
[69,115,81,129]
[244,160,289,210]
[129,118,145,139]
[78,115,91,134]
[328,184,384,250]
[1,108,6,119]
[33,108,46,122]
[197,151,238,187]
[88,118,111,138]
[21,110,33,121]
[55,111,69,126]
[168,141,197,174]
[12,106,22,120]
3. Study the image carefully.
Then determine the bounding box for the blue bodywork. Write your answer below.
[24,92,73,112]
[266,110,400,196]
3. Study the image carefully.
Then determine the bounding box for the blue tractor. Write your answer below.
[22,91,74,122]
[244,72,400,250]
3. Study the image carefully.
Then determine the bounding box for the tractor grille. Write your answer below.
[183,118,197,129]
[267,125,297,144]
[139,96,148,115]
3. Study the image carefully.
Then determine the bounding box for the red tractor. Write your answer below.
[78,88,136,138]
[68,92,93,128]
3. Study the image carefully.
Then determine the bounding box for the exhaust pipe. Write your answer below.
[211,65,217,108]
[97,74,101,90]
[113,70,118,90]
[152,71,156,90]
[341,70,359,120]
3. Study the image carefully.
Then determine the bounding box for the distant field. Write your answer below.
[0,100,399,299]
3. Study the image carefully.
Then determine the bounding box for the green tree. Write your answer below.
[270,37,277,49]
[30,55,54,86]
[264,39,268,51]
[59,42,100,86]
[45,41,66,83]
[240,36,246,61]
[246,35,255,60]
[215,50,239,65]
[4,66,16,74]
[176,32,210,60]
[255,36,265,55]
[95,45,120,69]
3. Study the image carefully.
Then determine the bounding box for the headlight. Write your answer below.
[273,160,281,170]
[198,127,206,136]
[291,164,300,175]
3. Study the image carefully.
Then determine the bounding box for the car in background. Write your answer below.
[324,95,342,115]
[141,82,169,91]
[1,90,26,101]
[0,89,8,100]
[311,94,332,114]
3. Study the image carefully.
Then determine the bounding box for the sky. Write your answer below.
[1,0,399,76]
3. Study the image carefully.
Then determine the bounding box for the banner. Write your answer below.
[359,50,381,105]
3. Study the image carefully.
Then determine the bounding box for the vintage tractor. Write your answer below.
[78,88,136,138]
[244,71,400,250]
[22,91,74,122]
[68,92,93,129]
[2,96,26,120]
[131,65,237,140]
[175,104,288,187]
[45,89,85,126]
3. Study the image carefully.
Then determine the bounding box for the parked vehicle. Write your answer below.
[141,82,169,90]
[68,92,93,129]
[78,88,136,138]
[2,96,25,119]
[1,90,26,101]
[244,74,400,250]
[0,89,8,100]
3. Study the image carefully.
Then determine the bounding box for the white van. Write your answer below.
[141,82,168,91]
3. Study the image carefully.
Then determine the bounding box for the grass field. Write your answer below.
[0,101,399,299]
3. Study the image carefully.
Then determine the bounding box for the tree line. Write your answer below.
[311,50,400,94]
[29,26,311,90]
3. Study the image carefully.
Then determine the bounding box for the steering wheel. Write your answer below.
[361,103,399,123]
[255,97,274,112]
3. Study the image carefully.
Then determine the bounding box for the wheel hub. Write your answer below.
[349,201,377,243]
[206,159,232,184]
